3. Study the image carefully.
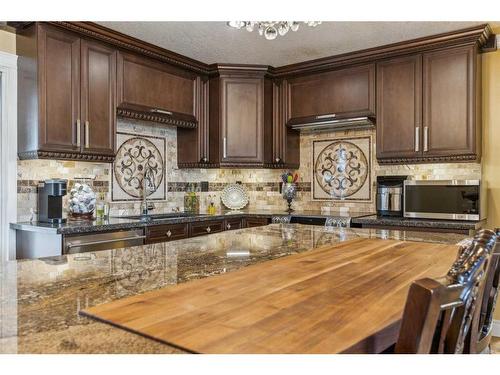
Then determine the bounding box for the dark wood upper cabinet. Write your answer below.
[116,52,198,127]
[17,23,117,162]
[377,45,481,164]
[209,67,273,167]
[220,77,265,164]
[272,79,299,168]
[37,24,81,154]
[422,45,480,160]
[286,64,375,126]
[80,39,117,157]
[376,55,422,160]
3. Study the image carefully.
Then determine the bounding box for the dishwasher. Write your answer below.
[63,229,145,254]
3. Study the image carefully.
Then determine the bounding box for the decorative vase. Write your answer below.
[282,183,297,213]
[68,182,96,220]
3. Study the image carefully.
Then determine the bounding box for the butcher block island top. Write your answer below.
[82,236,460,354]
[1,224,465,354]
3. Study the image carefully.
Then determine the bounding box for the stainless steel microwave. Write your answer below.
[403,180,486,221]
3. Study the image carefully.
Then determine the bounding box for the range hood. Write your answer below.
[288,116,375,132]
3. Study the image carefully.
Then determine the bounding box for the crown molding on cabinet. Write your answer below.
[8,22,494,79]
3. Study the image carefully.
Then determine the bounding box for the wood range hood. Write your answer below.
[287,115,375,133]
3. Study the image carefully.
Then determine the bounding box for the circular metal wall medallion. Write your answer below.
[314,140,368,198]
[114,137,164,198]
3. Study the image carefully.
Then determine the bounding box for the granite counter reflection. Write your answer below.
[0,224,465,354]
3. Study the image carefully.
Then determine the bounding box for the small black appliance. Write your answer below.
[38,179,67,224]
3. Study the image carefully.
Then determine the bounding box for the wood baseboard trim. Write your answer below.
[492,320,500,337]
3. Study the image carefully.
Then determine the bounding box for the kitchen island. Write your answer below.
[0,224,466,354]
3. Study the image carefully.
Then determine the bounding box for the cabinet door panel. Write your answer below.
[221,78,263,163]
[117,52,196,118]
[288,64,375,121]
[423,46,476,157]
[376,55,422,159]
[38,24,80,152]
[81,39,116,156]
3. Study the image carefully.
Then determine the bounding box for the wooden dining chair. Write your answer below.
[395,229,497,354]
[464,228,500,353]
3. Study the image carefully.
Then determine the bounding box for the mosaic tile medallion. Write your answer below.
[312,136,372,201]
[112,132,166,201]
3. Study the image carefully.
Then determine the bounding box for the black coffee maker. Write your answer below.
[38,179,67,223]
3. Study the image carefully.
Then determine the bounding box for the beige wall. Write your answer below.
[482,27,500,321]
[0,29,15,54]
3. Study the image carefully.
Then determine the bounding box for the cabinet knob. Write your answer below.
[275,157,281,163]
[166,230,172,237]
[206,226,211,233]
[226,223,231,230]
[201,157,208,163]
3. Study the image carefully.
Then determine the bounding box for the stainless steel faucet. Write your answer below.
[141,166,156,216]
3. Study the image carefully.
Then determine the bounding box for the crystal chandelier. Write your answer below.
[227,21,322,40]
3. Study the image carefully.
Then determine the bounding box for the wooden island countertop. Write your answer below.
[82,232,461,354]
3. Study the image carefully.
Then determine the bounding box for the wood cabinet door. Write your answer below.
[117,52,197,122]
[221,77,264,164]
[376,55,422,160]
[422,46,477,158]
[287,64,375,124]
[81,39,117,156]
[37,24,81,152]
[272,80,300,168]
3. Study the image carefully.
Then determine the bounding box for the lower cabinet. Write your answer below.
[243,217,270,228]
[224,218,243,231]
[145,223,189,244]
[190,220,224,237]
[143,217,270,244]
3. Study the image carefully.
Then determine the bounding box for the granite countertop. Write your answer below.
[353,214,483,231]
[10,209,375,235]
[0,224,466,354]
[10,208,482,235]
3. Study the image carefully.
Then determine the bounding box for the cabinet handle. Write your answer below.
[206,226,211,233]
[151,109,173,116]
[415,126,420,152]
[226,223,231,230]
[423,126,429,152]
[76,119,81,147]
[166,230,172,238]
[84,121,90,149]
[316,113,336,119]
[223,137,227,158]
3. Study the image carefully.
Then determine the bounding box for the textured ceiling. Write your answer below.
[98,21,491,66]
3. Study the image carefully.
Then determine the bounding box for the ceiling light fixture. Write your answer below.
[227,21,322,40]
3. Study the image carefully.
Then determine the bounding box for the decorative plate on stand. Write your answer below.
[221,184,249,210]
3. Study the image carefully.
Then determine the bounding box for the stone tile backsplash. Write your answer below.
[16,118,482,221]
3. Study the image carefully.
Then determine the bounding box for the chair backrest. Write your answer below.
[465,228,500,353]
[395,229,497,354]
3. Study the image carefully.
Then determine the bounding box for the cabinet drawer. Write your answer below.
[243,217,269,228]
[190,220,224,237]
[224,218,243,231]
[146,223,189,244]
